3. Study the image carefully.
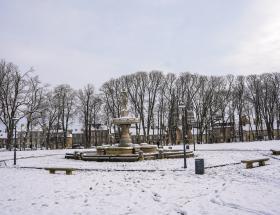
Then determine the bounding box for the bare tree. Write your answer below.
[100,78,123,142]
[246,75,263,140]
[78,84,95,148]
[259,73,278,140]
[233,75,246,141]
[163,73,178,145]
[78,84,102,147]
[37,90,58,149]
[125,72,148,140]
[53,84,76,148]
[0,60,30,149]
[146,71,163,140]
[22,76,45,149]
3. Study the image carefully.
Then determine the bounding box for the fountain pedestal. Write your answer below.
[119,124,131,147]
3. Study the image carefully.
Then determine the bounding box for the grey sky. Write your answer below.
[1,0,280,89]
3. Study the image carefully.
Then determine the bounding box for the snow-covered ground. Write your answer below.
[0,141,280,215]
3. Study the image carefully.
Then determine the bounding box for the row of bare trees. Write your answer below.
[2,59,280,149]
[0,60,102,149]
[101,71,280,144]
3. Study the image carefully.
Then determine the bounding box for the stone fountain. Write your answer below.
[113,90,138,147]
[96,90,157,156]
[65,90,193,162]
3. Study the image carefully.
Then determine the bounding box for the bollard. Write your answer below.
[138,150,144,161]
[158,149,164,159]
[195,159,204,175]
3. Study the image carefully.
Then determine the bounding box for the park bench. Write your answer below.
[241,158,269,169]
[271,149,280,155]
[45,167,75,175]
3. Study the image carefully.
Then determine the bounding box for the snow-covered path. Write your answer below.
[0,141,280,215]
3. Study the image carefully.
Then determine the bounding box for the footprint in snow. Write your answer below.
[152,192,161,202]
[177,209,188,215]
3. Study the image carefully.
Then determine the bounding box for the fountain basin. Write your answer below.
[97,146,135,155]
[139,144,157,153]
[66,148,194,162]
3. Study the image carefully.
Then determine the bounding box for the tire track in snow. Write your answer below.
[210,198,273,215]
[209,175,274,215]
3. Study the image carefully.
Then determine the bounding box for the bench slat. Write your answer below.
[241,158,269,163]
[45,167,75,175]
[241,158,269,169]
[271,150,280,155]
[45,167,75,171]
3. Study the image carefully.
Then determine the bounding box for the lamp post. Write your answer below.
[187,110,196,151]
[20,124,24,151]
[192,121,196,151]
[136,122,140,145]
[12,117,19,165]
[179,102,187,169]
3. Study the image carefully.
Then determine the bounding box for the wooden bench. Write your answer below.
[271,149,280,155]
[241,158,269,169]
[45,167,75,175]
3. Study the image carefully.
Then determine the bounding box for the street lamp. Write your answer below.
[136,122,140,145]
[179,102,187,169]
[187,110,196,151]
[12,117,19,165]
[192,120,196,151]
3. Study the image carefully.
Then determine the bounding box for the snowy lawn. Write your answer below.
[0,141,280,215]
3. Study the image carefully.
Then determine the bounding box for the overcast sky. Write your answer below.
[1,0,280,89]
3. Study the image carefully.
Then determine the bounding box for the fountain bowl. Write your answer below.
[112,117,140,125]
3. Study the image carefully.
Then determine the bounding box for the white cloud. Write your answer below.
[1,0,280,88]
[222,1,280,75]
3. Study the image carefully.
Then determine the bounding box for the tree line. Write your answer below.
[101,71,280,144]
[0,60,101,149]
[1,59,280,149]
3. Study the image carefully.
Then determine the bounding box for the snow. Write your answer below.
[0,141,280,215]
